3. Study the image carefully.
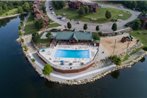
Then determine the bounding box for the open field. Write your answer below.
[101,34,137,56]
[55,7,131,23]
[131,30,147,47]
[24,15,38,35]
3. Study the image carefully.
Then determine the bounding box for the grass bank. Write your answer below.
[131,30,147,47]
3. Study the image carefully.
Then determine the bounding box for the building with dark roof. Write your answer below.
[52,32,93,42]
[68,0,99,12]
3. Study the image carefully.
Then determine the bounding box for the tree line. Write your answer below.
[0,1,33,15]
[110,1,147,12]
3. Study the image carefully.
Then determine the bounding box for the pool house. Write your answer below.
[37,31,100,73]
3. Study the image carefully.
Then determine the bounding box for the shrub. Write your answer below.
[21,38,24,43]
[109,56,121,65]
[42,64,53,75]
[31,58,35,62]
[23,45,28,51]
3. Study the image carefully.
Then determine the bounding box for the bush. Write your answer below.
[109,56,121,65]
[32,32,40,43]
[42,64,53,75]
[21,38,24,43]
[23,45,28,51]
[31,58,35,62]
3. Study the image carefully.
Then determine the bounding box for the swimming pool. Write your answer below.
[54,49,90,58]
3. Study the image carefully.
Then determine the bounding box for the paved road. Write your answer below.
[45,1,140,33]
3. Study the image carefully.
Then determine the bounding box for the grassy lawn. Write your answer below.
[55,7,131,23]
[131,30,147,47]
[24,15,38,35]
[1,8,18,17]
[48,22,60,28]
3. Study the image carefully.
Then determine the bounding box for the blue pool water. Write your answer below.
[54,49,90,58]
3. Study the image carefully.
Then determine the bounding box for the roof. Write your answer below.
[55,32,73,40]
[52,32,93,41]
[74,32,92,41]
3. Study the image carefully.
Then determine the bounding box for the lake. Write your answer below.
[0,17,147,98]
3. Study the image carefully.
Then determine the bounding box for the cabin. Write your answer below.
[68,0,99,12]
[33,0,49,28]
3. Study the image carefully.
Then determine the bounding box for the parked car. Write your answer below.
[51,11,55,15]
[61,17,66,20]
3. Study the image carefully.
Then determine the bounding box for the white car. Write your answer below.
[61,17,66,20]
[51,11,55,15]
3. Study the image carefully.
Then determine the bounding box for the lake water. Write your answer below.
[0,17,147,98]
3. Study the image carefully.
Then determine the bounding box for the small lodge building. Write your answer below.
[51,32,99,46]
[68,0,99,12]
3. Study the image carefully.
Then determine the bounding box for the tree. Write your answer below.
[78,6,85,16]
[3,4,8,11]
[18,6,23,13]
[84,6,89,14]
[23,2,30,12]
[46,32,51,40]
[83,24,88,31]
[32,32,40,43]
[0,6,3,15]
[42,64,53,75]
[52,1,65,10]
[96,25,99,31]
[132,19,141,30]
[109,56,121,65]
[112,23,117,31]
[23,45,28,51]
[105,10,112,19]
[67,22,72,29]
[35,19,44,30]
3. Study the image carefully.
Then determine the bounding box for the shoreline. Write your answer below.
[21,40,147,85]
[0,14,20,20]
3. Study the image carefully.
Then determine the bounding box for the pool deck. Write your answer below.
[38,44,98,71]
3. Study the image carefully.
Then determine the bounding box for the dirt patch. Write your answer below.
[101,34,137,56]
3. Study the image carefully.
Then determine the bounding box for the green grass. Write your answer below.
[48,22,60,28]
[55,7,131,23]
[24,15,38,35]
[131,30,147,47]
[1,8,18,17]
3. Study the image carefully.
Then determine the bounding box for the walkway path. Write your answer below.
[30,52,116,80]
